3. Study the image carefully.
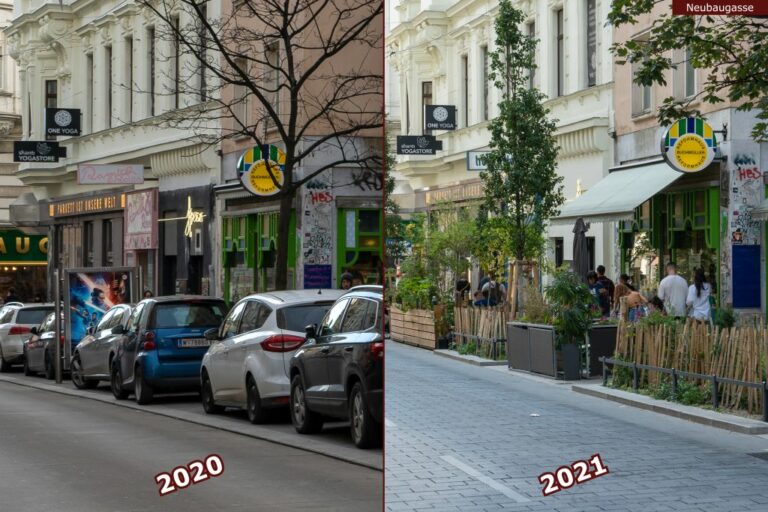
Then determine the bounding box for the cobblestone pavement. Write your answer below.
[385,341,768,512]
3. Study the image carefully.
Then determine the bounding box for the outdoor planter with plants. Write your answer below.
[506,269,600,379]
[389,276,448,350]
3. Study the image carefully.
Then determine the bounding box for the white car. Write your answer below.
[200,289,345,423]
[0,304,55,372]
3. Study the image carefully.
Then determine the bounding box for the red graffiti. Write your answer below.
[309,191,333,205]
[737,167,761,181]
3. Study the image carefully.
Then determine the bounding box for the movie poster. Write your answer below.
[65,268,134,352]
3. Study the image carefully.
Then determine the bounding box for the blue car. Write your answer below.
[110,296,227,404]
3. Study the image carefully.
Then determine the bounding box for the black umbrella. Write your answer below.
[572,217,591,282]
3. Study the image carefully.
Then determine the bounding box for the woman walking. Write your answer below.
[686,268,711,323]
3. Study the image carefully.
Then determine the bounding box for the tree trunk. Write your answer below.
[274,191,293,290]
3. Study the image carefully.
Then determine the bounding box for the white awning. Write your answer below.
[553,162,684,224]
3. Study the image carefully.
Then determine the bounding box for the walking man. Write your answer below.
[596,265,615,310]
[657,262,689,318]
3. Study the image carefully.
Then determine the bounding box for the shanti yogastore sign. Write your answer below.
[661,117,718,173]
[237,145,286,197]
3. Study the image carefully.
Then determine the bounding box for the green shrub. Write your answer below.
[395,277,436,311]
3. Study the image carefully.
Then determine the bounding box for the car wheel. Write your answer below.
[0,350,11,373]
[110,362,129,400]
[44,351,55,380]
[134,364,153,405]
[290,375,323,434]
[71,354,97,390]
[246,376,268,424]
[23,350,33,376]
[201,373,224,414]
[349,382,381,449]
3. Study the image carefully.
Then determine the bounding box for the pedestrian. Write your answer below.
[686,268,712,323]
[477,272,491,292]
[481,273,505,305]
[619,273,635,292]
[473,289,494,307]
[649,296,666,315]
[657,262,689,318]
[143,290,154,299]
[455,278,470,303]
[351,271,364,287]
[340,272,353,290]
[4,288,20,304]
[625,290,649,322]
[587,271,610,317]
[596,265,615,310]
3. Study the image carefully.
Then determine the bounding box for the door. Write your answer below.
[301,298,348,408]
[208,300,246,400]
[94,307,126,376]
[326,298,378,411]
[29,314,55,370]
[120,302,147,384]
[79,309,112,374]
[229,300,271,404]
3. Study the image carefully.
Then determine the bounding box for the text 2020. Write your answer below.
[155,454,225,496]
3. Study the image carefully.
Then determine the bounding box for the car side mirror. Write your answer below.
[305,324,317,340]
[204,328,220,341]
[111,325,125,335]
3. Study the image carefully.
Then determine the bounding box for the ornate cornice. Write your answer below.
[150,145,218,178]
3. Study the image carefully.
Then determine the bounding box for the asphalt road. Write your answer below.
[0,381,382,512]
[386,341,768,512]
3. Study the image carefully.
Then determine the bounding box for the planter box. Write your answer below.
[586,324,618,376]
[390,307,438,350]
[506,322,557,377]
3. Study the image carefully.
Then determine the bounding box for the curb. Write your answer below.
[433,349,507,367]
[0,374,382,471]
[572,383,768,435]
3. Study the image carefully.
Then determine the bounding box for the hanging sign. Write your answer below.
[45,108,81,136]
[396,135,443,155]
[661,117,717,173]
[467,150,491,171]
[237,145,286,197]
[14,141,67,163]
[425,105,457,130]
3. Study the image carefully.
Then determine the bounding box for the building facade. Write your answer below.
[388,0,615,285]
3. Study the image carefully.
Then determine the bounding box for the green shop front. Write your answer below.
[0,229,49,300]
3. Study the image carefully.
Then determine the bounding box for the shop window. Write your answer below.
[554,237,564,268]
[358,210,380,234]
[103,220,114,266]
[339,209,382,285]
[84,221,94,266]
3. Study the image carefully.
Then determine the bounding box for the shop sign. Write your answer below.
[237,145,286,197]
[304,264,333,289]
[467,150,491,171]
[49,193,125,218]
[661,117,717,173]
[0,230,48,264]
[425,181,484,205]
[158,196,205,239]
[45,108,81,136]
[425,105,457,130]
[396,135,442,155]
[124,189,158,250]
[78,164,144,184]
[13,141,67,163]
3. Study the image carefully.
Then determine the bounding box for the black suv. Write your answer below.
[289,287,383,448]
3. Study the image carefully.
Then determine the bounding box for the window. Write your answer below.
[151,303,225,329]
[148,27,156,116]
[278,303,334,332]
[128,303,146,333]
[220,301,246,339]
[172,16,180,109]
[673,48,696,100]
[481,46,489,121]
[233,57,248,128]
[105,46,112,127]
[527,22,536,89]
[126,37,133,122]
[198,5,208,102]
[554,237,564,268]
[86,54,94,132]
[265,42,279,117]
[16,308,51,325]
[631,37,652,116]
[556,9,564,96]
[421,81,432,133]
[84,221,94,265]
[44,80,57,140]
[586,0,596,87]
[239,301,271,333]
[340,298,377,333]
[461,55,468,127]
[103,220,113,266]
[320,299,349,337]
[96,309,117,332]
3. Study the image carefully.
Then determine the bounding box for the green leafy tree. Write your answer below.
[609,2,768,141]
[385,130,408,266]
[480,0,563,264]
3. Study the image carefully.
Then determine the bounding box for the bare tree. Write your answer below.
[139,0,384,290]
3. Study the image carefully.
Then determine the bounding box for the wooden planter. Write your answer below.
[390,306,439,350]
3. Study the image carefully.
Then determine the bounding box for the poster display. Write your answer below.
[125,189,158,250]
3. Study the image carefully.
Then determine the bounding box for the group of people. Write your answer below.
[2,288,43,305]
[586,262,713,323]
[340,271,365,290]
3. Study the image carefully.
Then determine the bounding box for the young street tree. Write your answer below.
[140,0,383,290]
[480,0,563,312]
[609,3,768,140]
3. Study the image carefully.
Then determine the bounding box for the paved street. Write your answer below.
[386,341,768,512]
[0,381,381,512]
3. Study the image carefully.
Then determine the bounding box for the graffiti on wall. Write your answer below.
[302,175,334,265]
[729,153,762,246]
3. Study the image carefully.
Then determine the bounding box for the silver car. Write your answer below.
[71,304,133,389]
[201,289,344,423]
[24,312,63,379]
[0,303,54,371]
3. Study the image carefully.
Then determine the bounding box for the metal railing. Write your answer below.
[452,332,506,360]
[600,356,768,422]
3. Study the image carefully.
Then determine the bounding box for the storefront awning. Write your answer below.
[554,162,684,224]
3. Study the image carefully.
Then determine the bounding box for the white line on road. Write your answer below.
[385,418,396,428]
[441,455,531,503]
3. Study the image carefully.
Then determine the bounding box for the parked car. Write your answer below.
[110,296,227,404]
[289,288,384,448]
[23,311,64,379]
[71,304,133,389]
[200,289,345,423]
[0,303,54,372]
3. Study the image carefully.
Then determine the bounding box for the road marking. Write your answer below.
[441,455,531,503]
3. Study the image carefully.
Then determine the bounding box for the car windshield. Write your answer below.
[151,302,226,328]
[278,303,334,332]
[18,308,52,325]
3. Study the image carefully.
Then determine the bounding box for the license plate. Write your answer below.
[178,338,210,348]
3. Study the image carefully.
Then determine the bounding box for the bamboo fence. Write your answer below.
[615,319,768,414]
[453,305,510,359]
